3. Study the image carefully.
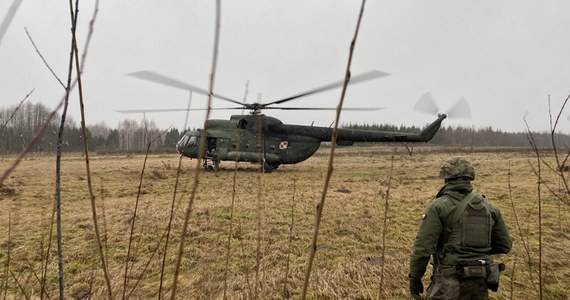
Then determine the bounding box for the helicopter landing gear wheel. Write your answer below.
[262,162,279,173]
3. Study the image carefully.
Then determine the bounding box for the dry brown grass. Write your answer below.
[0,146,568,299]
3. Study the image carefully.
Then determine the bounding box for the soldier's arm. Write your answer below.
[409,203,443,280]
[490,208,512,254]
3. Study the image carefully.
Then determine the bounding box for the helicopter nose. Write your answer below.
[176,139,185,154]
[176,134,191,153]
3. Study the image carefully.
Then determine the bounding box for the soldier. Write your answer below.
[409,157,512,300]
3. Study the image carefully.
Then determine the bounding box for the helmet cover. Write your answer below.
[439,157,475,180]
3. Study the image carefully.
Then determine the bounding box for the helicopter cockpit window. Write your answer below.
[178,135,189,145]
[188,136,197,147]
[237,119,248,129]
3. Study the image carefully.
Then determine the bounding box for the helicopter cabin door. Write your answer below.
[207,133,229,161]
[205,137,216,158]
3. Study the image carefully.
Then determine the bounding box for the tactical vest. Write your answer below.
[444,192,494,250]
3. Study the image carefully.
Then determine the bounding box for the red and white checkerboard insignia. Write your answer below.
[279,141,288,150]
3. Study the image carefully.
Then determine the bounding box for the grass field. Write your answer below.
[0,146,568,299]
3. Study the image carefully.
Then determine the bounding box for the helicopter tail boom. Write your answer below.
[345,113,447,143]
[281,114,446,144]
[404,113,447,142]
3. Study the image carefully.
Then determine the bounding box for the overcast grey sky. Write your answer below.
[1,1,569,133]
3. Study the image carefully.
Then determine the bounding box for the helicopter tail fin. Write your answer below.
[416,113,447,142]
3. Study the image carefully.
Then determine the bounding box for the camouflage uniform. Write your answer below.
[408,157,512,300]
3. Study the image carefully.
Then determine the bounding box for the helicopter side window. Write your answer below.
[237,119,248,129]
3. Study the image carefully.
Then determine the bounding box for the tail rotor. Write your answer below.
[414,92,471,119]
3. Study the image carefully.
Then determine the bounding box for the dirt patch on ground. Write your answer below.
[0,184,16,197]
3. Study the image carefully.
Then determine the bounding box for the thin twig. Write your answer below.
[54,0,81,295]
[254,113,265,299]
[283,180,297,299]
[222,144,242,299]
[159,98,193,300]
[378,153,394,299]
[9,271,30,300]
[25,263,51,300]
[40,201,56,300]
[170,1,221,298]
[301,1,367,298]
[126,217,171,299]
[122,129,169,299]
[25,28,66,89]
[548,94,570,203]
[510,257,517,300]
[122,144,151,299]
[222,97,247,298]
[158,155,184,300]
[71,0,112,297]
[524,117,543,300]
[2,214,11,300]
[508,156,538,296]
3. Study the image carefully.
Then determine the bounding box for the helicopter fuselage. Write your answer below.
[176,113,446,171]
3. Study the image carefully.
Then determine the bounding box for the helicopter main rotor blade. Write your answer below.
[127,71,243,106]
[115,107,243,114]
[264,70,389,107]
[265,107,384,111]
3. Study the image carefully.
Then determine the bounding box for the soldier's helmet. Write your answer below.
[439,157,475,180]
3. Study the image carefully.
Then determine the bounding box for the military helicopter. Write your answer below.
[119,70,448,172]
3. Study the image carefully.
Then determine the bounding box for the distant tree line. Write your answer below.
[1,102,568,155]
[342,122,570,148]
[0,102,183,154]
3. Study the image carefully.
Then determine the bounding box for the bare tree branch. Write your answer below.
[0,88,33,135]
[25,28,66,89]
